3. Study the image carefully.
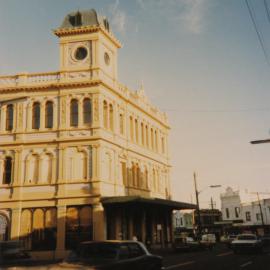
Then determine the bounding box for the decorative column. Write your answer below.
[40,102,45,130]
[26,103,32,131]
[55,205,66,259]
[10,208,21,241]
[92,203,106,241]
[78,97,83,127]
[0,105,6,132]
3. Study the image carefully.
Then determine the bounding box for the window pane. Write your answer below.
[45,101,53,128]
[6,104,13,131]
[83,99,91,124]
[32,102,40,129]
[3,157,12,184]
[70,99,78,127]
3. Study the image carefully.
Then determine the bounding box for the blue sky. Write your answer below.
[1,0,270,207]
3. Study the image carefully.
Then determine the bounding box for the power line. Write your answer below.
[245,0,270,66]
[264,0,270,24]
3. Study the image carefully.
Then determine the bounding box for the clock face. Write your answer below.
[104,52,110,65]
[74,47,88,61]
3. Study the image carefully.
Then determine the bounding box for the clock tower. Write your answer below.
[54,9,121,82]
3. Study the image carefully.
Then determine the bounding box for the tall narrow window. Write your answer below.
[155,130,158,151]
[145,125,149,147]
[130,116,134,141]
[109,104,114,131]
[6,104,13,131]
[83,98,92,125]
[70,99,78,127]
[103,101,108,128]
[225,208,230,219]
[119,113,124,135]
[141,123,144,146]
[135,119,138,143]
[150,128,154,149]
[45,101,53,128]
[32,102,40,129]
[3,157,12,184]
[161,137,165,154]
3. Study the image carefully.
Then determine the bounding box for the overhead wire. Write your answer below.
[264,0,270,23]
[245,0,270,66]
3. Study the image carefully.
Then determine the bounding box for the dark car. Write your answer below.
[173,236,201,251]
[231,234,263,253]
[64,240,164,270]
[261,234,270,247]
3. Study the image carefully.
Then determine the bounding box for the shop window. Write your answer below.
[45,101,53,128]
[3,157,12,184]
[66,206,93,249]
[70,99,78,127]
[83,98,92,125]
[6,104,13,131]
[20,208,56,251]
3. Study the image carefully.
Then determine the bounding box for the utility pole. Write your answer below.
[210,197,214,210]
[256,192,265,227]
[194,172,201,237]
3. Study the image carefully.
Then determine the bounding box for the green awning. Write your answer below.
[101,196,196,210]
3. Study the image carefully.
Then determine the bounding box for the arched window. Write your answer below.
[70,99,78,127]
[3,157,12,184]
[155,130,158,151]
[141,123,144,146]
[136,164,140,187]
[6,104,13,131]
[32,102,40,129]
[135,119,138,143]
[145,125,149,147]
[103,101,108,128]
[45,101,53,128]
[83,98,92,125]
[150,128,154,150]
[119,113,124,135]
[109,104,114,131]
[144,167,148,189]
[129,116,134,141]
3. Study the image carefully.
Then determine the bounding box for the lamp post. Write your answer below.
[193,172,221,237]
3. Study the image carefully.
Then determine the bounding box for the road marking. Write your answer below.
[217,251,233,257]
[166,261,195,269]
[240,261,253,268]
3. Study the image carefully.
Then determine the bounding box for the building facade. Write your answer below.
[220,187,270,229]
[0,10,194,258]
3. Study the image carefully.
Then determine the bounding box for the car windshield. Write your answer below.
[77,243,118,260]
[237,235,256,240]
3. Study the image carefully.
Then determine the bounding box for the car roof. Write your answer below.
[80,240,141,244]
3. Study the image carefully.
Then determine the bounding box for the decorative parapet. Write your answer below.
[0,69,169,126]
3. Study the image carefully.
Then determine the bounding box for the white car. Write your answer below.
[200,234,216,249]
[231,234,263,253]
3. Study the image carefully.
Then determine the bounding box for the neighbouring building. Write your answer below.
[0,9,195,258]
[220,187,270,233]
[173,210,193,234]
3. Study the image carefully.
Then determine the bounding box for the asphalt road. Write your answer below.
[159,244,270,270]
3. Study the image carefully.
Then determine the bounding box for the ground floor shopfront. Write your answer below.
[0,196,195,259]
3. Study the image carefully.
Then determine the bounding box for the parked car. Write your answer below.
[231,234,263,253]
[0,240,31,265]
[261,234,270,247]
[63,240,164,270]
[220,234,237,247]
[173,236,201,251]
[200,234,216,249]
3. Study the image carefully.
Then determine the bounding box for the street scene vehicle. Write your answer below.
[0,240,31,265]
[63,241,164,270]
[231,234,263,253]
[220,234,238,247]
[200,234,216,249]
[173,236,201,251]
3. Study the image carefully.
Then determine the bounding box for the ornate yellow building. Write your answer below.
[0,9,194,259]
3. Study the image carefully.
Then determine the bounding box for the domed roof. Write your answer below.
[60,9,110,31]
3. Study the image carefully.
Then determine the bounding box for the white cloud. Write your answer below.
[136,0,212,34]
[108,0,127,33]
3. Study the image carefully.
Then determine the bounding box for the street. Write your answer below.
[158,244,270,270]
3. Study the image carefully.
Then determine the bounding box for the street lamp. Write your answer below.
[193,172,221,237]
